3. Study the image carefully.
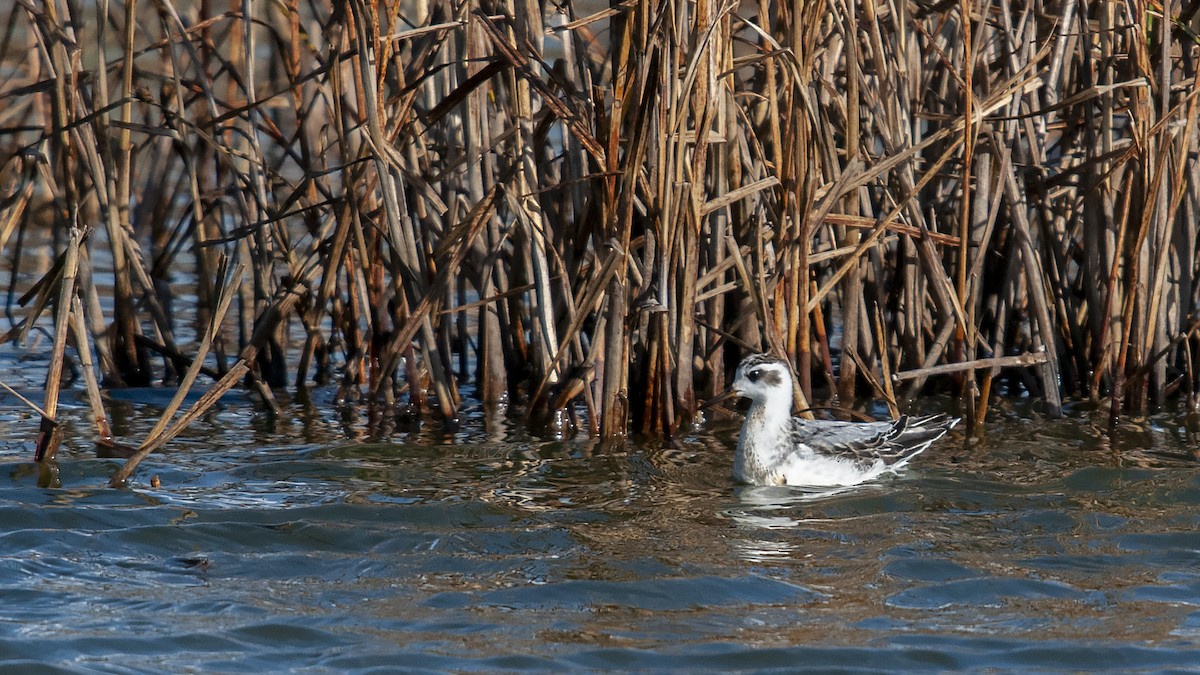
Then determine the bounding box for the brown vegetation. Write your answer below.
[0,0,1198,484]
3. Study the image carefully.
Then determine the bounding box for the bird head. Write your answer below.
[731,354,793,408]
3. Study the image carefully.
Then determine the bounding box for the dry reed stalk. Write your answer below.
[348,0,456,416]
[70,294,112,446]
[505,0,561,399]
[2,0,1199,469]
[109,273,310,487]
[33,224,80,463]
[836,0,862,406]
[461,17,507,406]
[140,257,241,448]
[955,0,977,419]
[19,0,77,464]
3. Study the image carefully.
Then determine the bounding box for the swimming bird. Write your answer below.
[730,353,958,487]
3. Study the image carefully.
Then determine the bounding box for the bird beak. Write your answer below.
[701,388,739,411]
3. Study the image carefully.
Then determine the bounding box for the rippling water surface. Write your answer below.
[4,350,1200,671]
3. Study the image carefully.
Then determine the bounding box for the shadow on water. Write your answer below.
[3,374,1200,671]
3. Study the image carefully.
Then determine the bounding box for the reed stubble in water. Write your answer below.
[0,0,1197,481]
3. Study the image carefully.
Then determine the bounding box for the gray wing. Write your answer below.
[789,414,956,469]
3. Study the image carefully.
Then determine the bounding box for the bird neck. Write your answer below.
[735,389,795,485]
[747,394,793,433]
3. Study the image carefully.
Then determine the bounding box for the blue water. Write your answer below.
[3,381,1200,671]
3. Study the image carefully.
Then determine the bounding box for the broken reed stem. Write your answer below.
[34,225,81,463]
[140,257,242,448]
[892,352,1050,383]
[0,0,1195,480]
[109,280,306,487]
[0,380,52,421]
[70,294,112,445]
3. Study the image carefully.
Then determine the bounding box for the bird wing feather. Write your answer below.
[788,414,954,469]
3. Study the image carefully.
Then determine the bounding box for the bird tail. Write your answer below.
[885,413,959,466]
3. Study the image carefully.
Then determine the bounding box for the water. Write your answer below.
[4,341,1200,671]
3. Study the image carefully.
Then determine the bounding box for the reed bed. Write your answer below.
[0,0,1198,482]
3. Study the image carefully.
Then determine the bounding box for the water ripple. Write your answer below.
[3,407,1200,670]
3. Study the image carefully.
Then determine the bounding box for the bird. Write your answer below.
[729,353,958,487]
